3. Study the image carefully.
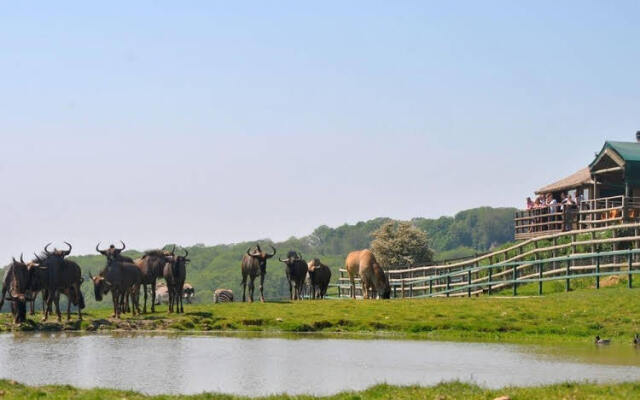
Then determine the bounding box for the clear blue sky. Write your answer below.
[1,1,639,261]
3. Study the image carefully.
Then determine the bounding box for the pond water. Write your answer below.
[1,333,640,396]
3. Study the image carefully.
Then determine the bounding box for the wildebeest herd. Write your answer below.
[1,241,389,324]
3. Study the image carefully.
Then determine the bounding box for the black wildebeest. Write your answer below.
[37,242,85,321]
[241,243,276,302]
[26,255,48,315]
[163,248,189,313]
[279,251,308,300]
[307,258,332,299]
[96,241,133,263]
[134,246,175,313]
[0,255,33,323]
[96,241,138,313]
[91,252,142,319]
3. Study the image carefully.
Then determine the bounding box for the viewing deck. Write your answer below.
[514,196,640,240]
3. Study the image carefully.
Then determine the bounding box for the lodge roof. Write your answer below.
[535,167,593,194]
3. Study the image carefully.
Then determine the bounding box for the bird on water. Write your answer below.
[595,335,611,345]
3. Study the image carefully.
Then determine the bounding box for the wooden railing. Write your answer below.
[578,195,626,228]
[336,223,640,299]
[515,196,640,240]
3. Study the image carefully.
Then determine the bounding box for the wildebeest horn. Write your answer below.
[96,242,106,254]
[268,245,276,257]
[247,248,256,257]
[89,272,93,280]
[118,241,126,251]
[183,248,189,258]
[170,244,175,255]
[44,242,52,255]
[256,243,261,252]
[278,256,286,262]
[33,253,42,263]
[20,253,24,264]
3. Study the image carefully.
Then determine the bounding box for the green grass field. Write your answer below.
[1,380,640,400]
[2,284,639,344]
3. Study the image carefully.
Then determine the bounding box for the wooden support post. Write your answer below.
[409,283,413,298]
[401,280,405,299]
[467,269,472,297]
[596,253,601,289]
[429,278,433,296]
[538,261,543,295]
[513,264,518,296]
[552,237,558,273]
[629,250,633,289]
[613,229,618,264]
[534,241,541,295]
[488,267,493,296]
[393,285,397,298]
[566,256,571,292]
[446,275,451,297]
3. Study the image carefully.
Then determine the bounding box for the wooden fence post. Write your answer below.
[565,256,571,292]
[535,241,541,295]
[629,250,633,289]
[596,252,600,289]
[429,277,433,296]
[513,264,518,296]
[446,275,451,297]
[467,269,472,297]
[488,267,493,296]
[401,280,405,299]
[538,260,543,295]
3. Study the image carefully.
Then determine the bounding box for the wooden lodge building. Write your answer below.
[515,136,640,240]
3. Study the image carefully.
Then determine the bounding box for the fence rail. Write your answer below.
[336,222,640,299]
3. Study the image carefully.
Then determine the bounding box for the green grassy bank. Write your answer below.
[1,380,640,400]
[1,286,639,344]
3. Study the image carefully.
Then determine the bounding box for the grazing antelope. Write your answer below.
[345,249,391,299]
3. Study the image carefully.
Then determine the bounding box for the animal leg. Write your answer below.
[288,280,293,300]
[113,290,121,319]
[54,292,62,322]
[259,274,265,303]
[360,279,369,299]
[241,277,247,303]
[248,279,255,303]
[151,283,156,313]
[66,292,72,320]
[350,277,356,299]
[0,285,6,313]
[143,284,148,314]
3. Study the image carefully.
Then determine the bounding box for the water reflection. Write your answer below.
[1,333,639,396]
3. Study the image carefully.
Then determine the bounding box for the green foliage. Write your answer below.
[2,379,640,400]
[371,220,433,267]
[412,206,515,252]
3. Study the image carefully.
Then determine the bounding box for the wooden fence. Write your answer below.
[336,222,640,299]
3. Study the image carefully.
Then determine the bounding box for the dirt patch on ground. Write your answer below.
[591,275,622,288]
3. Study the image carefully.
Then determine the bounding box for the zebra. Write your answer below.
[213,289,234,303]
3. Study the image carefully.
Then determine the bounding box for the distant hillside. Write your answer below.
[2,207,515,310]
